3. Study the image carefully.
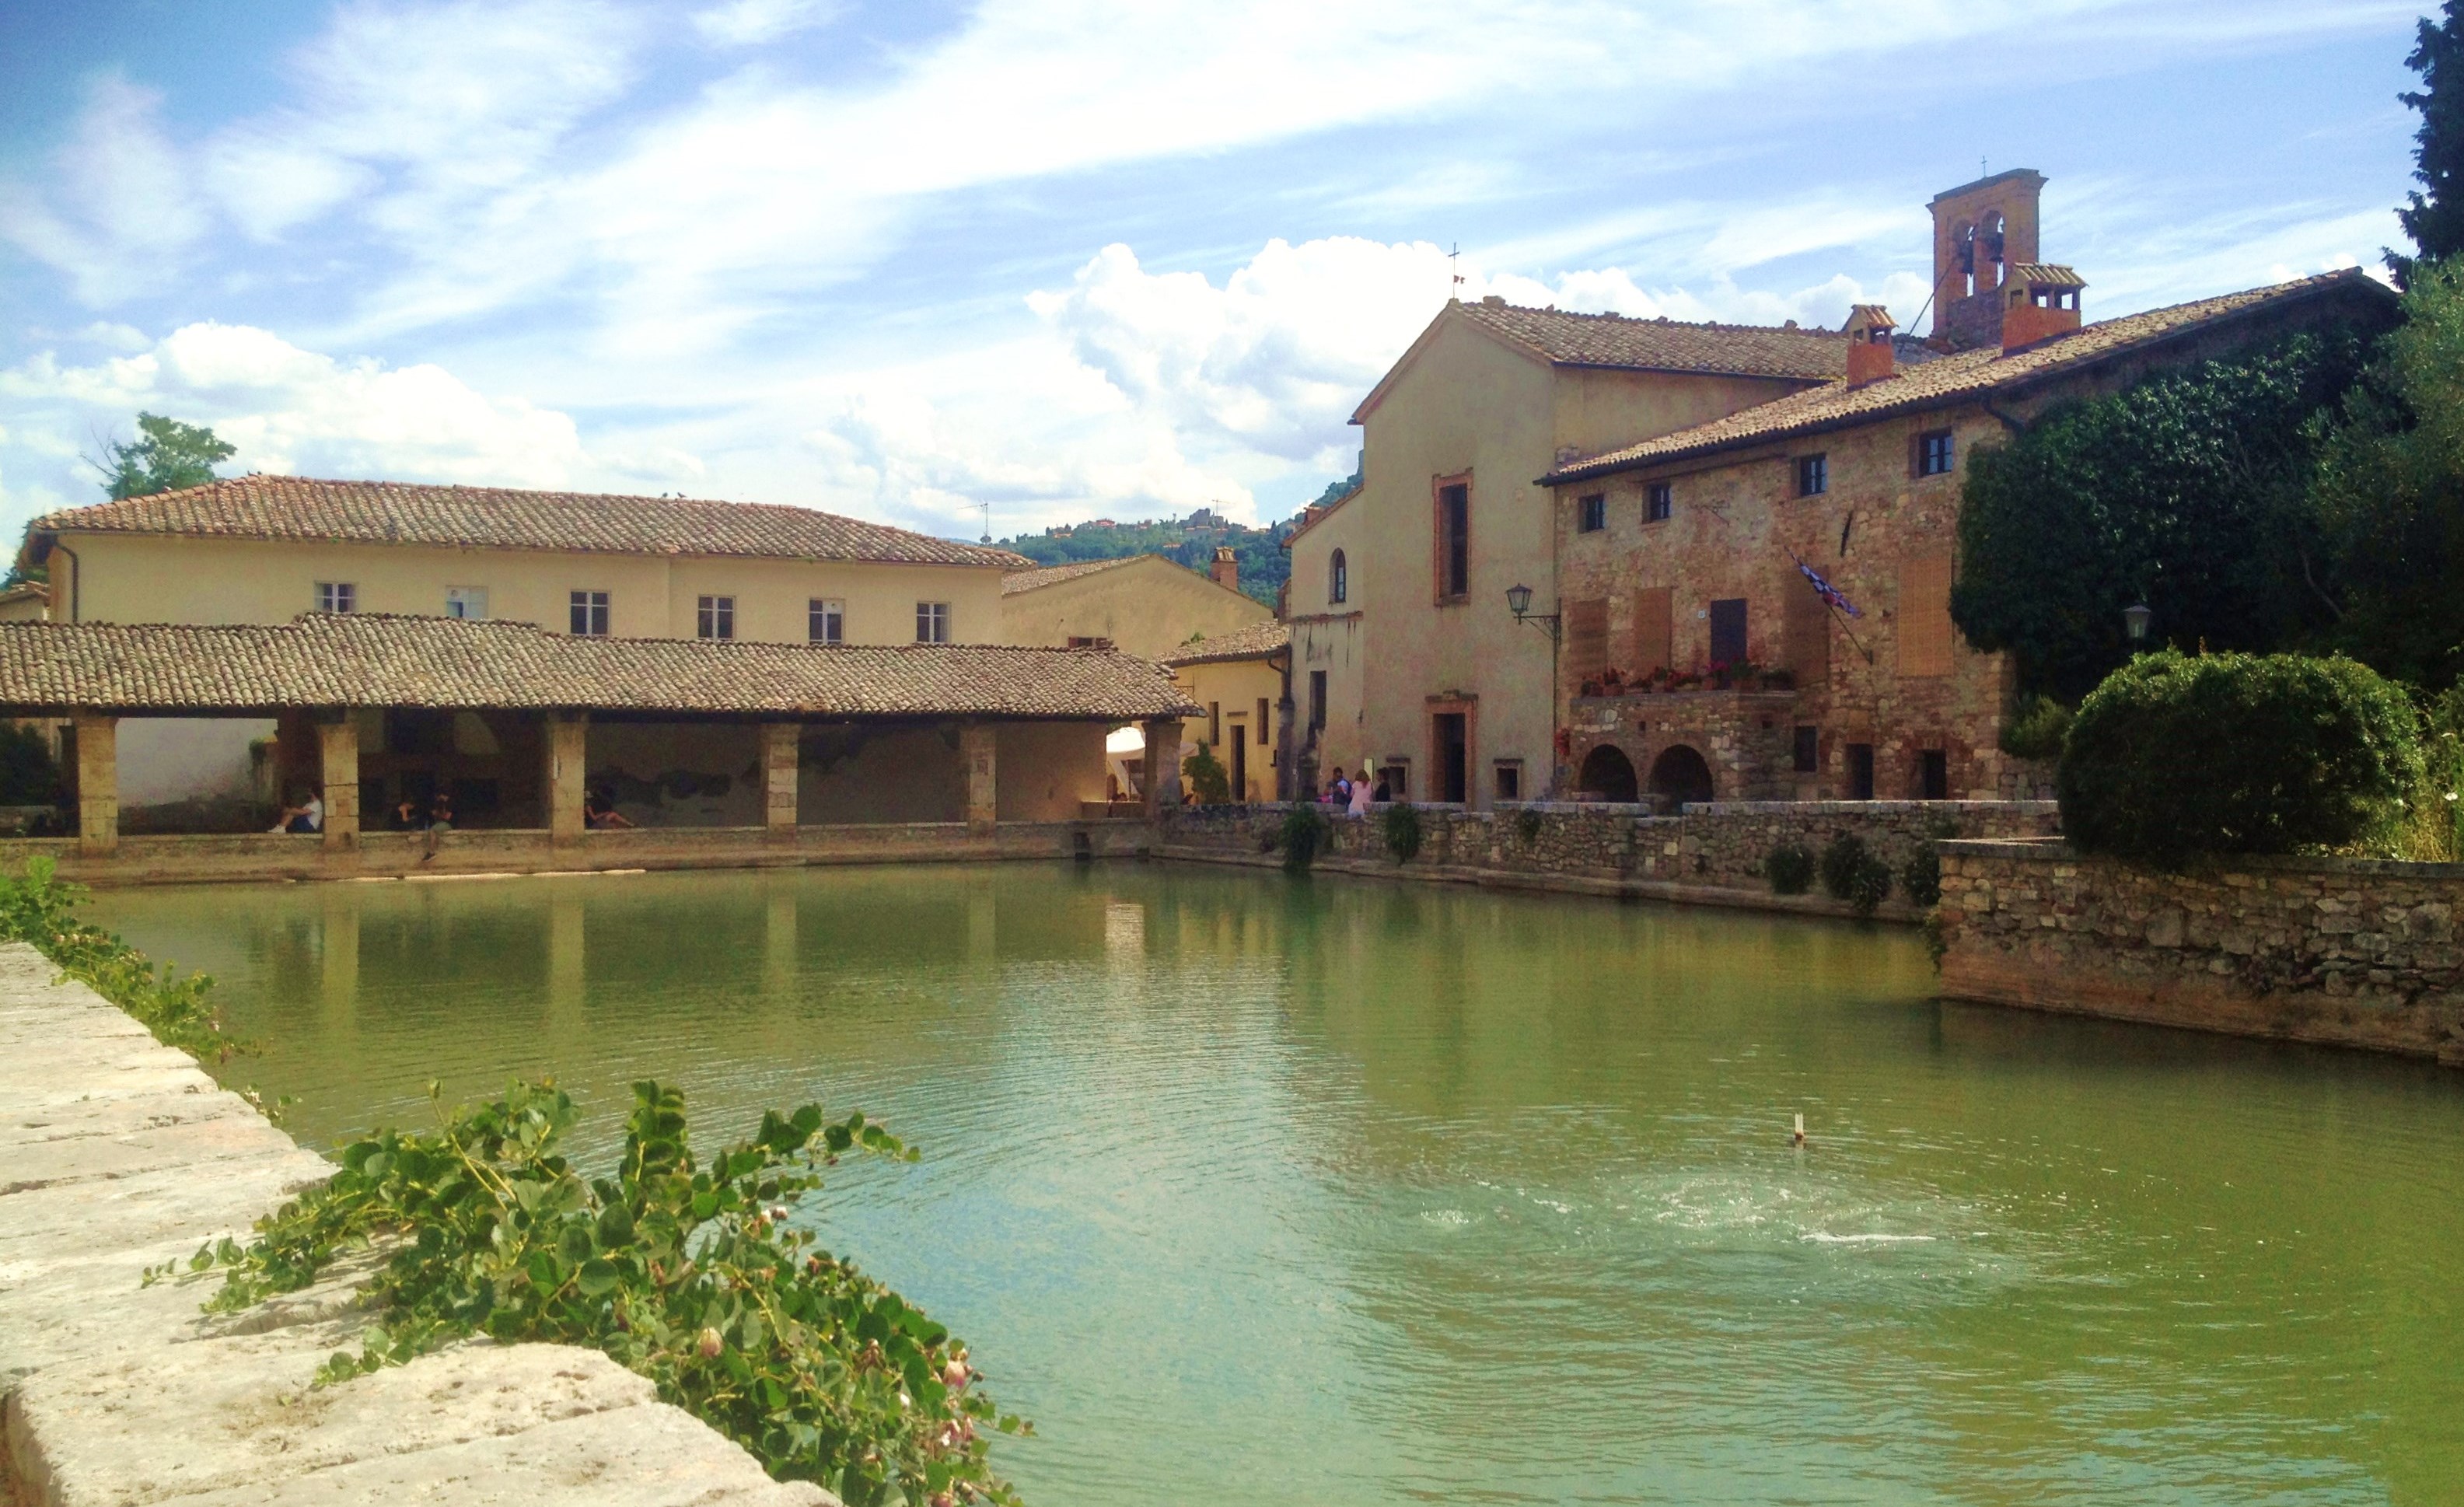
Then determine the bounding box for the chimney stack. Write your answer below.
[1210,546,1238,593]
[1844,305,1897,386]
[2001,265,2085,353]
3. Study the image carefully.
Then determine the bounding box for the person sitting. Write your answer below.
[272,789,323,834]
[1372,773,1393,802]
[393,795,428,830]
[583,791,636,830]
[428,792,454,833]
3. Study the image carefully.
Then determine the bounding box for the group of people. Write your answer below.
[1321,766,1389,814]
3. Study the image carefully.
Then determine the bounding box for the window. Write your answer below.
[1256,698,1270,750]
[1917,430,1955,477]
[445,586,487,620]
[1435,478,1470,599]
[1847,743,1875,801]
[1493,760,1522,802]
[1067,635,1113,649]
[1896,558,1954,677]
[914,601,950,643]
[809,598,844,644]
[1330,549,1348,604]
[1921,749,1949,801]
[569,590,609,636]
[1577,493,1606,533]
[314,582,355,614]
[1646,483,1672,523]
[1708,597,1748,666]
[1309,670,1327,731]
[1381,760,1410,799]
[697,595,735,640]
[1792,725,1819,774]
[1796,454,1828,497]
[1208,701,1222,746]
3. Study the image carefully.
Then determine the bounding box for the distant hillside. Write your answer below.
[996,474,1357,610]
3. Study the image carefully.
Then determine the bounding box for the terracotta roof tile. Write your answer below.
[1162,619,1289,666]
[0,615,1197,720]
[1546,270,2392,481]
[1001,555,1151,594]
[1455,299,1850,380]
[32,476,1031,568]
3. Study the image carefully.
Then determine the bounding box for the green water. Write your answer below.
[88,864,2464,1505]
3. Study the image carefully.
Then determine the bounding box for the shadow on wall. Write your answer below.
[589,722,764,827]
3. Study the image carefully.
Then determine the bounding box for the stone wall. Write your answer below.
[1938,839,2464,1065]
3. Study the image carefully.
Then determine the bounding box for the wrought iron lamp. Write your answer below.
[2123,601,2152,645]
[1505,583,1560,642]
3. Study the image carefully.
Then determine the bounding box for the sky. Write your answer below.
[0,0,2432,547]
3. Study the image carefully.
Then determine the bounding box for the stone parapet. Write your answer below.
[1936,839,2464,1064]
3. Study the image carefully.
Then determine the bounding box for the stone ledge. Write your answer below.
[1940,837,2464,880]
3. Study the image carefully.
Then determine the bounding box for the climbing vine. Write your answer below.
[0,857,236,1059]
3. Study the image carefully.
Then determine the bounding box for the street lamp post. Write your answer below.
[1507,585,1563,799]
[2123,601,2152,647]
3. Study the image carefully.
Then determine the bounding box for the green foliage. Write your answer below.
[2396,684,2464,861]
[2394,1,2464,285]
[97,413,234,501]
[0,858,234,1059]
[1514,807,1544,844]
[1951,331,2368,699]
[1279,806,1330,873]
[2059,650,2424,868]
[1817,834,1892,918]
[994,512,1295,608]
[1763,842,1815,895]
[1899,847,1943,909]
[1184,742,1232,805]
[1997,694,2074,761]
[1381,802,1423,864]
[160,1080,1027,1506]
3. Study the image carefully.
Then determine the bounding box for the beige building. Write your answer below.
[999,550,1270,657]
[1162,619,1289,803]
[1281,299,1852,806]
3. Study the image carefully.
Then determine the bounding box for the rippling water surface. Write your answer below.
[90,863,2464,1505]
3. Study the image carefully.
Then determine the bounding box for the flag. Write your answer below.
[1790,551,1861,617]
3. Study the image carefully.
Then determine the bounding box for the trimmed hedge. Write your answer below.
[2058,650,2423,868]
[1764,843,1815,895]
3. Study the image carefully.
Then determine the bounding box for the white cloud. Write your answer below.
[692,0,842,46]
[0,76,211,303]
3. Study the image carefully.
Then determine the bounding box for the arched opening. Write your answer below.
[1330,549,1348,605]
[1980,210,2006,288]
[1648,745,1715,806]
[1576,743,1638,802]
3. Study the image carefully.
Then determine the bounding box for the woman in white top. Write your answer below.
[1347,767,1373,816]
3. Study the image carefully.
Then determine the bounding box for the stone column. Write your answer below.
[1141,718,1183,820]
[961,722,998,837]
[72,712,117,857]
[543,712,588,843]
[762,722,799,839]
[317,715,359,852]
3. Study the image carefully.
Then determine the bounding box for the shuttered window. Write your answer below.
[1566,598,1610,684]
[1897,558,1954,677]
[1783,572,1830,685]
[1630,587,1673,676]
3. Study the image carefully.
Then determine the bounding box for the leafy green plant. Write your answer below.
[1764,842,1815,895]
[2059,650,2424,867]
[1184,742,1232,805]
[159,1080,1027,1507]
[0,858,234,1059]
[1514,807,1544,844]
[1899,846,1942,908]
[0,722,61,805]
[1279,806,1331,873]
[1382,802,1423,864]
[1997,694,2074,761]
[1818,833,1893,918]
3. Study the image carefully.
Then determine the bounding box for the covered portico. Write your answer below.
[0,615,1198,883]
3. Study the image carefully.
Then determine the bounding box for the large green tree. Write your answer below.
[1950,330,2367,700]
[2394,1,2464,286]
[95,412,233,500]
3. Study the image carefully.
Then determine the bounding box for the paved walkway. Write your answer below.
[0,943,831,1506]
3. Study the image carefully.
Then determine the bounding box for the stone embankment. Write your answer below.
[0,943,831,1506]
[1157,800,2060,921]
[1938,839,2464,1064]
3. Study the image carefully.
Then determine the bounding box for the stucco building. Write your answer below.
[998,549,1270,658]
[1162,618,1290,803]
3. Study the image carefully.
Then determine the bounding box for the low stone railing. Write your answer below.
[1937,838,2464,1064]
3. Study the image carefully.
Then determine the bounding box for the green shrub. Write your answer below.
[1514,807,1544,844]
[0,858,234,1059]
[1819,833,1893,917]
[1899,846,1942,907]
[1382,802,1424,864]
[1997,694,2074,761]
[1184,741,1232,805]
[1280,806,1331,873]
[0,722,61,804]
[1764,842,1815,894]
[2059,650,2424,867]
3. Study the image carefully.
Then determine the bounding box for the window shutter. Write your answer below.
[1897,557,1954,677]
[1630,587,1673,675]
[1566,598,1609,683]
[1783,572,1830,685]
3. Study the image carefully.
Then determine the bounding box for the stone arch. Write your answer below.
[1576,743,1638,802]
[1648,744,1715,806]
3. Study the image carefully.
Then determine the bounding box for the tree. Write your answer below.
[2393,1,2464,287]
[1951,330,2367,700]
[93,413,233,500]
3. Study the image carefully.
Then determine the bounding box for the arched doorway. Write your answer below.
[1648,745,1715,806]
[1577,744,1638,802]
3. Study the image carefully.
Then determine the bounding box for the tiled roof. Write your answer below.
[2012,263,2087,288]
[30,476,1030,568]
[0,615,1198,720]
[1163,619,1289,666]
[1001,555,1150,594]
[1546,270,2392,482]
[1454,299,1849,380]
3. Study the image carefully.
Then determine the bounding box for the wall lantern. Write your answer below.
[1505,583,1559,642]
[2123,602,2152,645]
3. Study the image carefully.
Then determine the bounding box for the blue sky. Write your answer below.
[0,0,2430,544]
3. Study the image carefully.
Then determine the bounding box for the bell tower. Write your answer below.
[1928,169,2046,349]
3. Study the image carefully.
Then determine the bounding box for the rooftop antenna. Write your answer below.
[978,500,991,544]
[1449,243,1465,298]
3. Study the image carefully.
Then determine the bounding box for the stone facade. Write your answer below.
[1938,840,2464,1065]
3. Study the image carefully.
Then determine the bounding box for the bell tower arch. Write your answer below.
[1929,169,2046,349]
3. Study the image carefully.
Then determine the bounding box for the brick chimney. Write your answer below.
[1210,546,1238,592]
[2001,265,2085,353]
[1844,304,1896,386]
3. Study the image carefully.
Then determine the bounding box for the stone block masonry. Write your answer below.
[1937,840,2464,1065]
[0,943,834,1506]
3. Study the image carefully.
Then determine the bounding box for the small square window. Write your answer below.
[809,598,844,644]
[1577,493,1606,533]
[1493,760,1522,802]
[445,586,487,620]
[1792,725,1819,773]
[1797,455,1829,497]
[1646,482,1672,523]
[697,595,735,640]
[1917,430,1955,477]
[314,582,355,614]
[569,589,609,636]
[915,601,950,643]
